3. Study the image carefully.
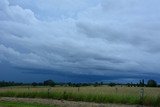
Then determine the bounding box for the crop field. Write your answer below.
[0,86,160,106]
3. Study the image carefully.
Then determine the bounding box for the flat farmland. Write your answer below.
[0,86,159,106]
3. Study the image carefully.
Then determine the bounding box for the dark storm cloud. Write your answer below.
[0,0,160,81]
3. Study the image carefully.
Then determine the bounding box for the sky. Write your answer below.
[0,0,160,83]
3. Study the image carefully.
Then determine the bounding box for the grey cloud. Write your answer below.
[8,0,101,21]
[0,0,160,79]
[76,22,126,42]
[0,0,37,24]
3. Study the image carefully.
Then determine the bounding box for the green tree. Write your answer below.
[108,83,116,87]
[43,80,55,87]
[32,82,38,86]
[147,79,157,87]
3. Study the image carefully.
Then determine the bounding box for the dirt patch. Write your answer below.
[0,97,146,107]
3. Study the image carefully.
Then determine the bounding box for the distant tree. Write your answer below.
[142,79,145,86]
[130,82,133,87]
[100,82,103,86]
[75,83,80,87]
[38,82,43,86]
[94,82,99,87]
[126,83,131,87]
[139,80,142,87]
[108,83,116,87]
[43,80,55,87]
[32,82,38,86]
[147,79,157,87]
[139,79,145,87]
[67,82,72,87]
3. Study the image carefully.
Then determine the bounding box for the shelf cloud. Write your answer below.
[0,0,160,82]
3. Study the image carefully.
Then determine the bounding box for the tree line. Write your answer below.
[0,79,158,87]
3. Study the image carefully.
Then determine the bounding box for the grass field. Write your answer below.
[0,86,160,106]
[0,101,56,107]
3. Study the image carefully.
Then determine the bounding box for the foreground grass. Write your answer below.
[0,86,160,106]
[0,101,56,107]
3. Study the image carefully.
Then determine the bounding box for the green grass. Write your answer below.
[0,101,56,107]
[0,86,160,106]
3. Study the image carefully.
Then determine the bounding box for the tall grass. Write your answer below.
[0,86,160,106]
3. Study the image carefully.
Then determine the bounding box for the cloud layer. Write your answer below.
[1,0,160,79]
